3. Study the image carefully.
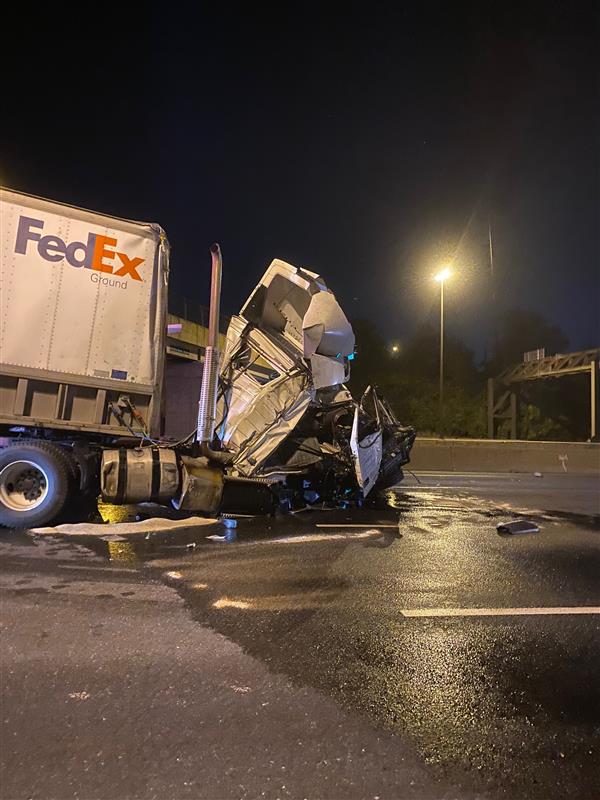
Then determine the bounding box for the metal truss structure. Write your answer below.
[487,349,599,441]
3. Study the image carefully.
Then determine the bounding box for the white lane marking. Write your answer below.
[203,530,381,547]
[316,523,398,528]
[270,530,380,544]
[58,564,138,574]
[401,606,600,618]
[409,471,574,478]
[203,530,384,550]
[213,598,251,609]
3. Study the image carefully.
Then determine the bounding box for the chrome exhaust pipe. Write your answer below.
[196,244,232,464]
[197,243,222,444]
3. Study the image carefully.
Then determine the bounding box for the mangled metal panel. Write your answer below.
[240,259,354,362]
[350,408,383,494]
[217,313,313,476]
[240,260,324,349]
[231,387,313,476]
[303,290,355,358]
[215,258,415,502]
[217,261,355,475]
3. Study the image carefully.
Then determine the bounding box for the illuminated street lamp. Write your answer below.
[434,267,452,431]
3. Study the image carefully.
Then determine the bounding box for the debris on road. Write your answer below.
[68,691,91,701]
[206,530,238,543]
[496,520,541,535]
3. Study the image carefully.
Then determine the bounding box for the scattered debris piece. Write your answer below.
[68,691,91,701]
[496,520,540,536]
[230,685,251,693]
[206,533,236,543]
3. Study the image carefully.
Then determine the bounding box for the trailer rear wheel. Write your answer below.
[0,442,72,529]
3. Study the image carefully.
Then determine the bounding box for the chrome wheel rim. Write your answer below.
[0,460,50,511]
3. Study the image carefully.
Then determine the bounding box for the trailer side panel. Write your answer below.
[0,189,168,436]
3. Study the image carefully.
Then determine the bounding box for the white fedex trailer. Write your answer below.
[0,188,169,526]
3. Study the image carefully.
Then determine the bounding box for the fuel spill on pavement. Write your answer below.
[56,474,600,800]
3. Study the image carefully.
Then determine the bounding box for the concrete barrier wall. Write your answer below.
[409,438,600,475]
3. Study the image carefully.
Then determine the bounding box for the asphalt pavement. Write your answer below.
[1,472,599,799]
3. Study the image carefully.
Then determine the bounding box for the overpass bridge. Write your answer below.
[487,348,599,442]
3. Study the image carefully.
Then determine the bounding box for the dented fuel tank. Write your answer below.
[101,447,179,504]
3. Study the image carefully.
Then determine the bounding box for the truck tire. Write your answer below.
[0,442,73,529]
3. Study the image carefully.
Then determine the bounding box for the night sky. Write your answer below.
[3,3,598,358]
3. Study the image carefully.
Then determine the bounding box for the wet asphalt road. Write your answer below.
[1,472,599,799]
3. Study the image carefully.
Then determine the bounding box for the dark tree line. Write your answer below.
[349,312,593,441]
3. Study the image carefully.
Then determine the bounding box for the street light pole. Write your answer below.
[434,267,451,434]
[439,277,444,425]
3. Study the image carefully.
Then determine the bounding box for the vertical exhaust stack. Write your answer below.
[197,244,229,461]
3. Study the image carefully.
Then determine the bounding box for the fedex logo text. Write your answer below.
[15,216,144,281]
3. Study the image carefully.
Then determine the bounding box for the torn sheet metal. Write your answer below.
[350,407,383,494]
[228,387,313,476]
[310,353,347,389]
[302,290,355,359]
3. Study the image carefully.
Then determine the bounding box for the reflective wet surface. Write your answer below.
[2,473,599,798]
[76,474,600,797]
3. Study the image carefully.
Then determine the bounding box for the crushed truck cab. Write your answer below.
[212,259,415,509]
